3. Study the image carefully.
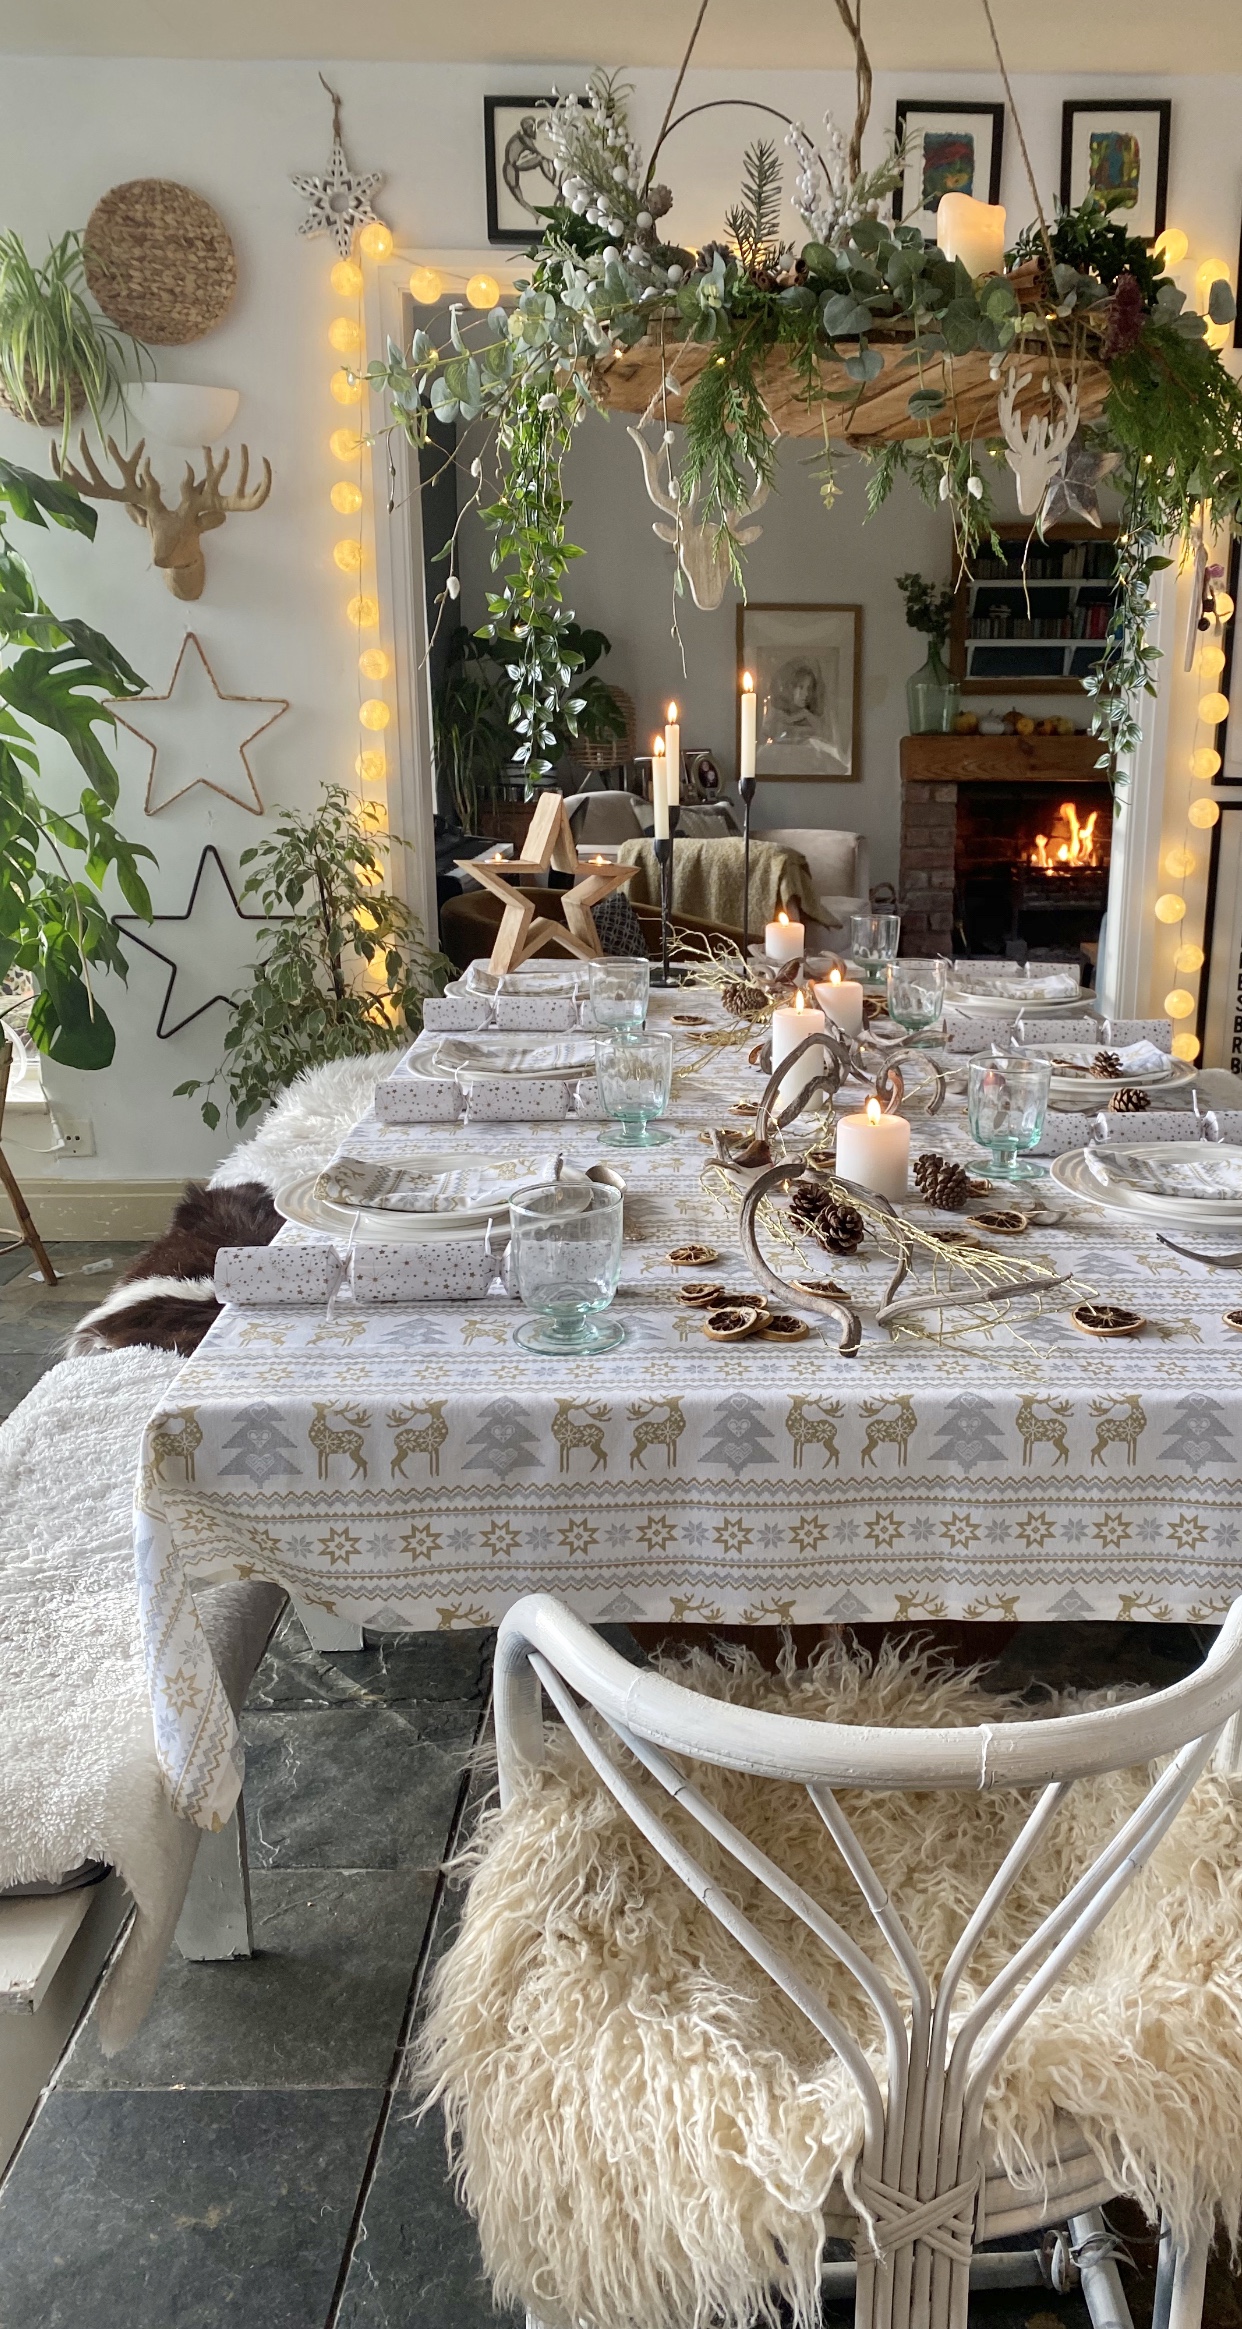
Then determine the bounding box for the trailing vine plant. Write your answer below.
[367,58,1242,788]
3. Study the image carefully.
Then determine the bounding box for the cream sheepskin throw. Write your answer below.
[210,1052,395,1192]
[421,1636,1242,2329]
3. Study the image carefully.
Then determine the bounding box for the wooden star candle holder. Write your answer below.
[457,794,640,975]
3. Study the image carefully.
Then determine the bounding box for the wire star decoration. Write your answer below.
[292,82,384,259]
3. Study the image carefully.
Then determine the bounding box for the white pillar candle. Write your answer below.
[651,738,669,840]
[664,702,681,805]
[739,671,757,783]
[765,909,804,964]
[771,989,825,1111]
[811,968,864,1038]
[836,1096,910,1201]
[935,192,1007,279]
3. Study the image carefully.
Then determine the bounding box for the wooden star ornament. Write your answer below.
[292,78,384,260]
[457,793,639,974]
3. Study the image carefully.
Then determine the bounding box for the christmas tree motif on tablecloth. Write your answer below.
[463,1398,543,1479]
[701,1395,779,1477]
[218,1405,303,1484]
[927,1394,1007,1474]
[1158,1395,1234,1468]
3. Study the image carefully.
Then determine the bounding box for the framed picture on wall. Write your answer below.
[737,603,862,782]
[1059,100,1171,243]
[484,96,561,244]
[893,102,1004,239]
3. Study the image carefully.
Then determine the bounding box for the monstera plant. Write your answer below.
[0,458,153,1069]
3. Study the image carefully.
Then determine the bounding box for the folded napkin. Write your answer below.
[318,1158,523,1214]
[434,1033,596,1079]
[1085,1147,1242,1199]
[460,960,588,998]
[1047,1040,1170,1079]
[948,970,1080,1004]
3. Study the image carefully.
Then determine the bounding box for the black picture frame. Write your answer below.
[484,94,560,246]
[1059,99,1171,244]
[892,101,1005,237]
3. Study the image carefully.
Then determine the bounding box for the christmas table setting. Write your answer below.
[133,958,1242,1830]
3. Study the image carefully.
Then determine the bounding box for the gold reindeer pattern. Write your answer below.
[134,1026,1242,1831]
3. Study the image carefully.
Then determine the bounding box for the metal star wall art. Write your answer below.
[115,846,285,1038]
[1040,434,1123,529]
[109,633,288,817]
[292,77,384,260]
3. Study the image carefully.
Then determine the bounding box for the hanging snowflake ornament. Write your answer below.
[292,77,384,260]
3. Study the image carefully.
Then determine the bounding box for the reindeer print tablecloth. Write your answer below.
[135,997,1242,1825]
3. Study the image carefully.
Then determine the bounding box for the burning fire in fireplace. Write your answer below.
[1029,800,1102,873]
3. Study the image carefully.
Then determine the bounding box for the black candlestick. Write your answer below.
[739,773,756,961]
[652,805,682,987]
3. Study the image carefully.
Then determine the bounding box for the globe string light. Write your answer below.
[327,237,395,829]
[1158,567,1232,1060]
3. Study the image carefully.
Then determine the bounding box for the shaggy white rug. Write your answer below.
[210,1052,395,1193]
[0,1350,283,2051]
[422,1636,1242,2329]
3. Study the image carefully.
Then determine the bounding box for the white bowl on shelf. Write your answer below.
[121,383,240,447]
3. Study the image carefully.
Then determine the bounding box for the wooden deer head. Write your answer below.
[51,435,273,600]
[627,422,769,611]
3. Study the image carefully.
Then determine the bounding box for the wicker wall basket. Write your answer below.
[568,684,636,776]
[0,373,81,429]
[84,180,237,346]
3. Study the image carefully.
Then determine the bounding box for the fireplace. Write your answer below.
[898,734,1115,961]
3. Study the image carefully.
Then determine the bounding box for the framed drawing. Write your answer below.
[484,96,560,245]
[1060,100,1171,243]
[736,604,862,782]
[893,102,1004,239]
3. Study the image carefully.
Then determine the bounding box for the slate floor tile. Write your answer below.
[248,1610,494,1713]
[241,1708,474,1871]
[0,2087,380,2329]
[0,1354,50,1421]
[59,1867,435,2093]
[335,2100,523,2329]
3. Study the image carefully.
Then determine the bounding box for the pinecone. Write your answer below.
[721,979,770,1020]
[1109,1085,1152,1114]
[913,1152,988,1210]
[788,1184,865,1253]
[1093,1049,1124,1079]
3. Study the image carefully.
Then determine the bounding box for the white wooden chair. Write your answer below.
[493,1594,1242,2329]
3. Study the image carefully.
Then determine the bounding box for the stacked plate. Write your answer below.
[274,1153,591,1243]
[1042,1041,1193,1107]
[945,970,1084,1019]
[458,959,592,999]
[1051,1142,1242,1225]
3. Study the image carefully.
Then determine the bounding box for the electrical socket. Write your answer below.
[53,1109,95,1157]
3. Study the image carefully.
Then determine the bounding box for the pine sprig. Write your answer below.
[726,139,784,273]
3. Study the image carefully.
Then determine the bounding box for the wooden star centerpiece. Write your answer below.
[457,794,639,974]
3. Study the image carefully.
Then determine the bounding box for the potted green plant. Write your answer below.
[433,620,627,842]
[896,572,959,735]
[0,230,148,444]
[176,783,447,1129]
[0,457,154,1068]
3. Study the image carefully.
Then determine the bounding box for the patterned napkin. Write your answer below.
[434,1034,596,1079]
[459,961,589,998]
[1048,1040,1170,1080]
[948,970,1080,1004]
[1085,1148,1242,1199]
[318,1157,524,1213]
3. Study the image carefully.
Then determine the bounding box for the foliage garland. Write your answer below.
[368,72,1242,783]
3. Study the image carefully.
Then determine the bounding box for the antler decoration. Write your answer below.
[52,435,273,600]
[753,1032,946,1146]
[996,371,1081,518]
[627,421,769,610]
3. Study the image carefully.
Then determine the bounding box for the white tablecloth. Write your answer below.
[136,997,1242,1825]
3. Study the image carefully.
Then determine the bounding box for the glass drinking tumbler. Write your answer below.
[595,1030,674,1147]
[886,957,946,1036]
[588,955,650,1030]
[510,1180,625,1355]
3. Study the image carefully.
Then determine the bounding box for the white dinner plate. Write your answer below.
[273,1160,591,1243]
[946,988,1085,1020]
[1043,1045,1192,1107]
[1050,1144,1242,1225]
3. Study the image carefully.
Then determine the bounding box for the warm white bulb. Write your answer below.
[466,272,500,310]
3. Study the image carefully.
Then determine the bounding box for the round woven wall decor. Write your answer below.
[84,180,237,346]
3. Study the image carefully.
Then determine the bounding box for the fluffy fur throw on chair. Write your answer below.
[420,1636,1242,2329]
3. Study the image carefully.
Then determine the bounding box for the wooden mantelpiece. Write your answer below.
[898,732,1109,949]
[900,733,1106,785]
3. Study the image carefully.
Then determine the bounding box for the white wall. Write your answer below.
[0,55,1239,1185]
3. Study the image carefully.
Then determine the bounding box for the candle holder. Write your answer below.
[738,772,756,960]
[651,804,682,987]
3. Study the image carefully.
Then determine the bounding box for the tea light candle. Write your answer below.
[836,1094,910,1201]
[765,909,804,964]
[771,988,825,1110]
[935,192,1007,279]
[664,701,681,805]
[651,736,669,840]
[739,670,756,783]
[812,965,864,1038]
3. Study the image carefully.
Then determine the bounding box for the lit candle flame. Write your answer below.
[777,910,788,926]
[795,987,805,1012]
[829,966,841,985]
[667,700,678,721]
[652,735,665,757]
[591,854,604,865]
[741,670,754,694]
[865,1096,882,1125]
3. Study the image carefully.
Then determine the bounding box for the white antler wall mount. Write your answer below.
[627,422,770,611]
[995,372,1081,519]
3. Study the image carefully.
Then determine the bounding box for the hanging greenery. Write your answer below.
[368,70,1242,783]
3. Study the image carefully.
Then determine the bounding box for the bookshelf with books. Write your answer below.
[949,523,1121,695]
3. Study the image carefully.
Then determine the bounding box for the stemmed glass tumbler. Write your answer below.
[595,1030,673,1147]
[510,1180,625,1355]
[849,913,902,983]
[967,1056,1051,1180]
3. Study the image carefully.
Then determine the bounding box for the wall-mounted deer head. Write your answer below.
[627,423,769,611]
[995,372,1081,519]
[51,436,273,601]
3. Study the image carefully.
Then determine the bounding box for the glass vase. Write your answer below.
[906,645,960,735]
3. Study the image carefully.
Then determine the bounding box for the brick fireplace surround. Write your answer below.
[898,732,1110,953]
